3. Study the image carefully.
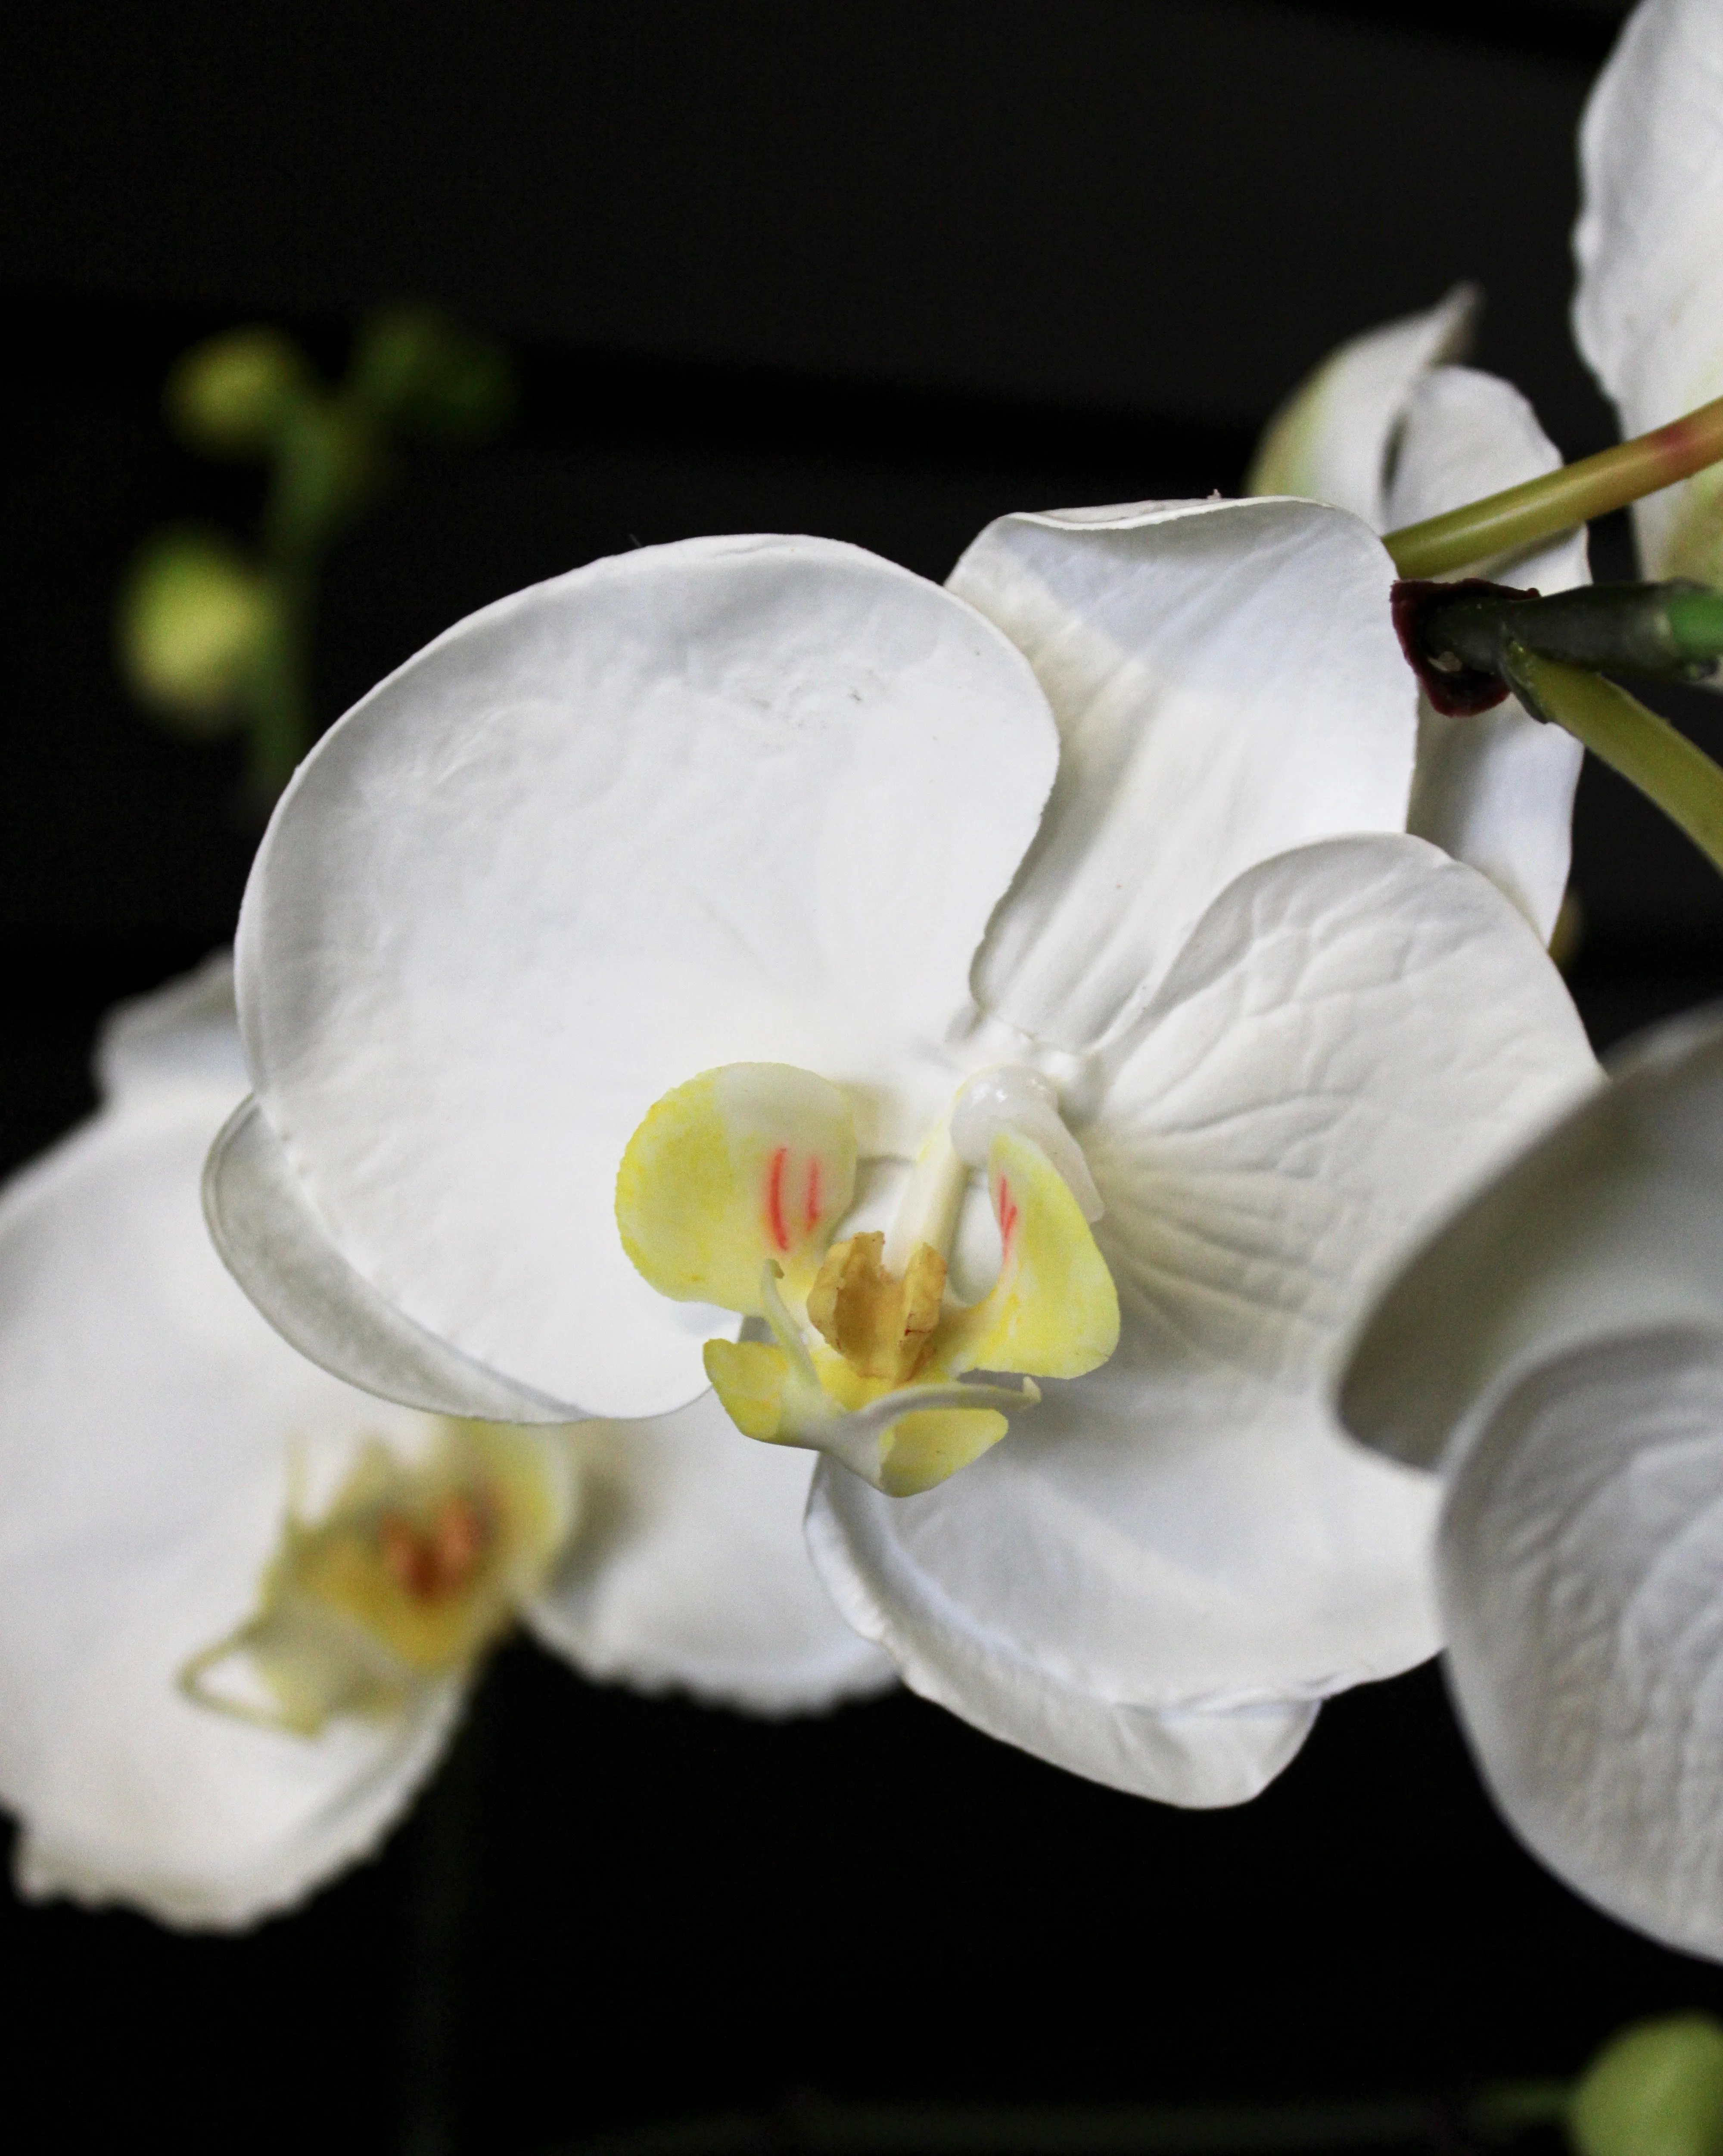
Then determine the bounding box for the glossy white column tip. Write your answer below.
[951,1066,1103,1221]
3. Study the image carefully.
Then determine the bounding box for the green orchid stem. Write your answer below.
[1387,393,1723,578]
[557,2085,1573,2156]
[1467,2079,1574,2138]
[1507,646,1723,879]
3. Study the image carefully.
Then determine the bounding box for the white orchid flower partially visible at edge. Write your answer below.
[203,499,1599,1811]
[1249,286,1589,947]
[1337,1008,1723,1963]
[0,956,887,1929]
[1325,0,1723,1968]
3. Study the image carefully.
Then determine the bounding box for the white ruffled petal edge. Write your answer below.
[529,1391,893,1716]
[16,1687,465,1931]
[1440,1323,1723,1960]
[803,1479,1318,1806]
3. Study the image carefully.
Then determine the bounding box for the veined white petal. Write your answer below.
[1440,1326,1723,1960]
[0,1092,457,1929]
[237,536,1058,1417]
[1575,0,1723,584]
[1340,1007,1723,1473]
[950,500,1415,1052]
[95,950,249,1107]
[205,1097,579,1423]
[1245,286,1478,525]
[809,837,1595,1786]
[527,1391,893,1715]
[1387,365,1589,944]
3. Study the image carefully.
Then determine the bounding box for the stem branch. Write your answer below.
[1505,647,1723,879]
[1387,395,1723,578]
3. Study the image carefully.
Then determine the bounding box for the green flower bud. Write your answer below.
[1571,2014,1723,2156]
[349,305,515,441]
[116,530,276,732]
[165,329,314,459]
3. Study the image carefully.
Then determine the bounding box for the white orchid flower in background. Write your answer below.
[1576,0,1723,590]
[0,957,887,1929]
[206,517,1597,1810]
[1338,1012,1723,1960]
[1249,286,1589,946]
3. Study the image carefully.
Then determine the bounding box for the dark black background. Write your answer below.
[4,4,1723,2153]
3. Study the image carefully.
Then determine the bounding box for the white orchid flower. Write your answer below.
[0,956,887,1930]
[206,519,1597,1811]
[1249,288,1589,945]
[1576,0,1723,589]
[1339,1010,1723,1959]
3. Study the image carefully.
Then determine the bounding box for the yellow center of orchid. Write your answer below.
[615,1062,1120,1497]
[180,1420,576,1737]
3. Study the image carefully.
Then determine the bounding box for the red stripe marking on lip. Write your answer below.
[998,1176,1020,1259]
[766,1147,790,1253]
[804,1156,822,1233]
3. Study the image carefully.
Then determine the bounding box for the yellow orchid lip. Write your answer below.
[616,1062,1120,1495]
[180,1420,575,1737]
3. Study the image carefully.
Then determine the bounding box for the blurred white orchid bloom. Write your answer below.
[0,957,888,1929]
[1576,0,1723,589]
[1338,1011,1723,1959]
[207,519,1595,1811]
[1249,289,1589,944]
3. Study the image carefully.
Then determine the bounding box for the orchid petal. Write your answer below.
[0,1094,461,1928]
[1245,286,1478,525]
[804,1481,1319,1804]
[1386,365,1589,944]
[808,836,1596,1789]
[1575,0,1723,584]
[1340,1009,1723,1472]
[949,500,1415,1051]
[236,537,1058,1415]
[95,950,248,1106]
[526,1390,894,1715]
[1438,1325,1723,1959]
[205,1097,578,1424]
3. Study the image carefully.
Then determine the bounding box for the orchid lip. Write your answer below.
[617,1060,1121,1494]
[179,1420,575,1738]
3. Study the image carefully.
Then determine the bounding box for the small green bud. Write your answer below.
[116,529,276,731]
[1571,2014,1723,2156]
[165,328,314,458]
[348,304,515,441]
